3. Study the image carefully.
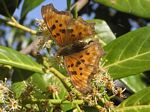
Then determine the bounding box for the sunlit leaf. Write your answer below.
[104,26,150,79]
[0,46,43,73]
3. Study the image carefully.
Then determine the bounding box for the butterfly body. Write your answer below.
[57,41,86,56]
[41,4,104,94]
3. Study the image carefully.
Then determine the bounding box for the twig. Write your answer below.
[25,99,84,105]
[7,20,37,35]
[0,17,37,35]
[71,0,89,12]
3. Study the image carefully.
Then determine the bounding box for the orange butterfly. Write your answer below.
[41,4,104,94]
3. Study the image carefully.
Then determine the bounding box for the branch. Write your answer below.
[25,99,83,105]
[0,17,37,35]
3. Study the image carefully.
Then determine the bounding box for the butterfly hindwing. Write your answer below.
[64,41,104,94]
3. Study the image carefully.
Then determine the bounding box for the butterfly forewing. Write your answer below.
[64,17,95,45]
[41,4,95,46]
[41,4,72,46]
[64,41,104,94]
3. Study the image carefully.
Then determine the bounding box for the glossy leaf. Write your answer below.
[121,74,147,93]
[21,0,44,19]
[0,46,43,73]
[89,19,116,45]
[95,0,150,18]
[29,73,47,92]
[115,87,150,112]
[29,73,49,99]
[12,81,26,98]
[104,26,150,79]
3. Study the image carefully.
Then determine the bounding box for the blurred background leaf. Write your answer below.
[0,0,21,17]
[95,0,150,18]
[20,0,44,22]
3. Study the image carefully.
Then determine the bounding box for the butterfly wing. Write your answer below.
[64,17,95,45]
[41,4,95,46]
[64,41,104,94]
[41,4,72,46]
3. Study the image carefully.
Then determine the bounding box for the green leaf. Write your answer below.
[11,69,33,98]
[12,81,26,98]
[61,103,76,112]
[45,74,68,99]
[29,73,48,99]
[0,0,19,17]
[0,46,43,73]
[30,73,47,92]
[121,74,147,93]
[95,0,150,18]
[12,70,46,99]
[21,0,44,19]
[104,26,150,79]
[115,87,150,112]
[89,19,116,45]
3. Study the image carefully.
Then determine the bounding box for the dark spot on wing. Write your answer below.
[79,55,83,58]
[59,24,62,27]
[51,24,56,30]
[53,35,57,38]
[56,33,60,36]
[75,61,81,67]
[80,59,85,63]
[86,52,90,55]
[79,67,82,70]
[71,71,77,75]
[79,32,82,36]
[80,73,83,75]
[55,20,58,23]
[60,29,65,33]
[71,64,74,67]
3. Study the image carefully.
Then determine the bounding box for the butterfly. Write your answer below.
[41,4,104,94]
